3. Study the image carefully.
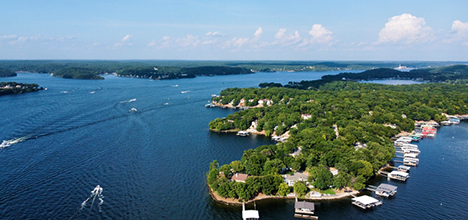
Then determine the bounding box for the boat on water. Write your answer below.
[205,103,216,108]
[181,90,189,94]
[0,140,11,148]
[237,131,249,136]
[129,108,137,112]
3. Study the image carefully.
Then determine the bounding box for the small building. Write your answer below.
[388,170,410,181]
[301,114,312,120]
[295,200,315,214]
[375,183,398,197]
[283,172,308,186]
[397,165,411,172]
[232,173,248,183]
[329,167,339,176]
[351,195,382,209]
[242,202,259,220]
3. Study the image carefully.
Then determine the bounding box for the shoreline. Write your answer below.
[208,183,360,205]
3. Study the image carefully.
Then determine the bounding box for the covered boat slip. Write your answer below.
[242,202,259,220]
[388,170,410,181]
[398,165,411,172]
[375,183,398,197]
[351,195,382,209]
[294,199,319,219]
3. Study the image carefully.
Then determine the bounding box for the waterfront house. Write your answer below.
[283,172,308,186]
[232,173,248,183]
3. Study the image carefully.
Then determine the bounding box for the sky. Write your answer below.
[1,0,467,61]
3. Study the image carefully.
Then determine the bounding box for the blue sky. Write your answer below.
[1,0,467,61]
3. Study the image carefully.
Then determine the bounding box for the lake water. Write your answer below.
[1,72,467,219]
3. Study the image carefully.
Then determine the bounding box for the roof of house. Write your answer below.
[283,172,308,181]
[352,195,380,205]
[376,183,397,192]
[231,173,248,182]
[295,201,315,210]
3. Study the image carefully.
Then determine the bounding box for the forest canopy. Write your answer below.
[207,81,468,200]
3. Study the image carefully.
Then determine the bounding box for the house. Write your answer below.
[283,172,308,186]
[329,167,339,176]
[231,173,248,183]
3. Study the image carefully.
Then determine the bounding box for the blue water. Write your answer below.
[0,72,467,219]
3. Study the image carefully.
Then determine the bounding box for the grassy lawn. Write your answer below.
[320,189,336,195]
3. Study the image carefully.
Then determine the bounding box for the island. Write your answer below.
[206,79,468,204]
[0,82,43,96]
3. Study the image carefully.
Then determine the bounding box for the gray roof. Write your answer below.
[376,183,397,192]
[295,201,315,210]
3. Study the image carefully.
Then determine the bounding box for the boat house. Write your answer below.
[294,200,317,219]
[388,170,410,181]
[351,195,382,209]
[375,183,398,197]
[242,202,259,220]
[397,165,411,172]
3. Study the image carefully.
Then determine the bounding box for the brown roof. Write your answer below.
[231,173,248,182]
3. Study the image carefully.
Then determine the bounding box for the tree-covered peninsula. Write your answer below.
[0,82,43,96]
[278,65,468,90]
[116,66,253,79]
[207,81,468,201]
[52,67,105,80]
[0,68,17,77]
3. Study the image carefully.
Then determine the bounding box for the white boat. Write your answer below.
[0,140,11,148]
[237,131,249,136]
[129,108,137,112]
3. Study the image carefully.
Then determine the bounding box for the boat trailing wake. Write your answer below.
[0,135,31,148]
[70,185,104,220]
[120,98,137,103]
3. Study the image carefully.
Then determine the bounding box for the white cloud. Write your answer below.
[376,13,433,44]
[446,20,468,45]
[308,24,333,44]
[122,34,132,42]
[114,34,134,47]
[221,37,249,48]
[253,27,263,40]
[205,31,225,37]
[273,28,301,46]
[149,35,200,48]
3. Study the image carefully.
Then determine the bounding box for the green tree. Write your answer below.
[278,182,290,196]
[293,181,308,197]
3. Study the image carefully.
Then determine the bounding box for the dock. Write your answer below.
[242,202,259,220]
[294,198,318,219]
[351,195,382,209]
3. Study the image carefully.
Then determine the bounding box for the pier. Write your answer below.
[242,202,259,220]
[294,197,318,219]
[351,195,382,209]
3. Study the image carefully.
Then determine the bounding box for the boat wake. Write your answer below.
[70,185,104,220]
[0,135,31,148]
[120,98,137,103]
